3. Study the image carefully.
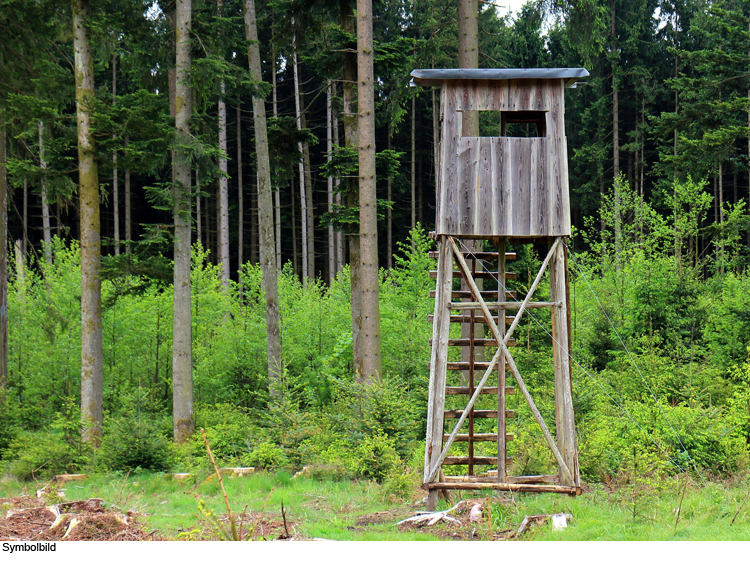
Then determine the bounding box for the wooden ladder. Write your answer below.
[424,236,581,504]
[427,243,516,478]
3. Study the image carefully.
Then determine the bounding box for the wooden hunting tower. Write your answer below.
[412,68,589,506]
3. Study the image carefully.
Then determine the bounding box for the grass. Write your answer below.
[2,471,750,540]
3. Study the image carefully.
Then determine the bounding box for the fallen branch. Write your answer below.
[396,500,466,527]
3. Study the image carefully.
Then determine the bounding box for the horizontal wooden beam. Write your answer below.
[444,409,514,419]
[448,301,561,310]
[423,482,581,496]
[443,456,499,465]
[429,338,516,347]
[443,361,509,371]
[430,290,517,299]
[429,251,517,261]
[429,270,517,280]
[428,314,515,324]
[445,385,515,396]
[442,433,514,442]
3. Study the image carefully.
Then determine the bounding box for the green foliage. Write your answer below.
[98,416,171,472]
[352,432,401,483]
[246,442,288,471]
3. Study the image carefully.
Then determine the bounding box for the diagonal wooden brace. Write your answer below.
[426,238,574,486]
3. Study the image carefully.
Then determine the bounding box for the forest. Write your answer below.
[1,0,750,530]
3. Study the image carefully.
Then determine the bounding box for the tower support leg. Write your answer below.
[549,239,579,487]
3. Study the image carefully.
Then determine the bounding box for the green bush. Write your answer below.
[352,432,401,482]
[246,441,287,470]
[3,429,86,481]
[98,416,171,472]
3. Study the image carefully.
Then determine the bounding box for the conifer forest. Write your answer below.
[3,0,750,535]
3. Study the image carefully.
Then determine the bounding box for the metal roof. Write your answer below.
[410,68,590,87]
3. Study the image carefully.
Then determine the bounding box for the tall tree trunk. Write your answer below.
[327,83,335,284]
[39,121,52,264]
[292,179,298,275]
[22,177,27,258]
[125,136,131,254]
[411,94,416,231]
[301,107,315,279]
[458,0,482,378]
[341,0,362,375]
[611,0,621,270]
[271,41,282,272]
[357,0,382,381]
[112,53,120,256]
[292,31,308,282]
[237,104,244,274]
[74,0,103,445]
[172,0,194,444]
[244,0,282,380]
[333,88,344,276]
[387,125,393,272]
[0,129,7,393]
[218,80,230,287]
[719,164,724,275]
[196,167,201,246]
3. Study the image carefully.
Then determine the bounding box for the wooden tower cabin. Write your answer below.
[411,68,589,507]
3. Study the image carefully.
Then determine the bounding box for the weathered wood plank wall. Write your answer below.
[436,79,571,237]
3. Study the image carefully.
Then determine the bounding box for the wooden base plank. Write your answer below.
[423,481,581,495]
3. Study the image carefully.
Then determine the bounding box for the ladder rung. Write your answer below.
[428,251,517,261]
[430,291,517,299]
[449,301,561,310]
[443,456,499,465]
[484,472,561,485]
[429,271,517,280]
[445,385,515,396]
[444,362,510,371]
[429,338,516,347]
[444,409,514,419]
[442,433,514,442]
[428,314,515,324]
[430,338,516,347]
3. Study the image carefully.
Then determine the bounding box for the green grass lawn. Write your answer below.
[2,471,750,540]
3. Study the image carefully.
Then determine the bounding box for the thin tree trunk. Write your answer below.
[271,41,282,272]
[357,0,382,381]
[387,125,393,272]
[719,164,724,275]
[0,129,7,393]
[301,107,315,279]
[112,53,120,256]
[458,0,483,379]
[411,94,416,230]
[196,167,201,246]
[341,0,362,375]
[237,104,244,274]
[172,0,194,443]
[74,0,103,445]
[292,30,308,282]
[327,82,335,284]
[39,121,52,264]
[218,80,230,287]
[611,0,621,270]
[125,136,131,254]
[292,179,298,275]
[244,0,282,380]
[22,177,27,258]
[333,87,343,276]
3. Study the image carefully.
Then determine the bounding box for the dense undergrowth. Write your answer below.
[1,197,750,491]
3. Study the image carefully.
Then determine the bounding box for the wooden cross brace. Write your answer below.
[425,236,575,486]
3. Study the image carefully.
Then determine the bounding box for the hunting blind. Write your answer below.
[411,68,589,506]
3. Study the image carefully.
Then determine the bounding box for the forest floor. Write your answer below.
[2,471,750,541]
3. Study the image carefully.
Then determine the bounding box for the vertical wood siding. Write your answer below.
[436,79,570,237]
